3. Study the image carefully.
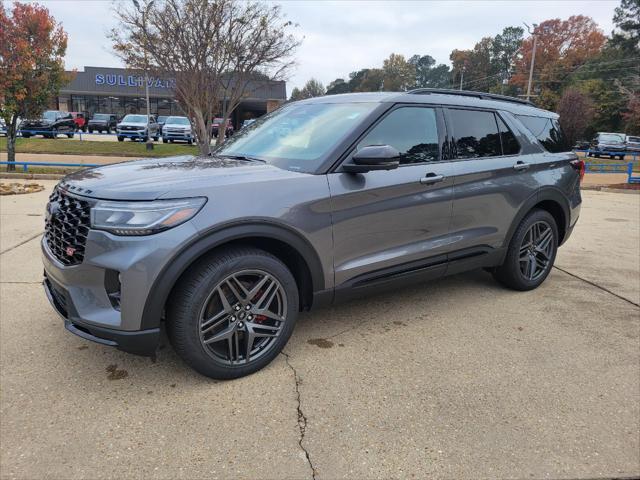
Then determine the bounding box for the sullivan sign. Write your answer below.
[95,73,176,90]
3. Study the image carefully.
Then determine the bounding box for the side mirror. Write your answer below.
[343,145,401,173]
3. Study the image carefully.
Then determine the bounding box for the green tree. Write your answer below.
[0,2,69,169]
[326,78,350,95]
[289,78,325,101]
[408,55,451,88]
[610,0,640,54]
[381,53,415,91]
[578,79,627,134]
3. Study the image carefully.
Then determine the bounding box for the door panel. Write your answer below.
[329,162,453,286]
[447,108,542,253]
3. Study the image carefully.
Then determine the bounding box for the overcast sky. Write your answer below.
[8,0,619,95]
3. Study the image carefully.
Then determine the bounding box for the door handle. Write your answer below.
[420,173,445,185]
[513,161,531,171]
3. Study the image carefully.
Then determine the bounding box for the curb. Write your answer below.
[582,185,640,194]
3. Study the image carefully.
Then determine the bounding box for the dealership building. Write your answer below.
[51,66,286,127]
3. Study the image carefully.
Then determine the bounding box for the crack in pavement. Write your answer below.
[553,265,639,308]
[281,351,317,480]
[0,232,42,255]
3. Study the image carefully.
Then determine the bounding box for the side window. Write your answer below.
[496,115,520,155]
[357,107,439,165]
[516,115,569,153]
[449,109,501,159]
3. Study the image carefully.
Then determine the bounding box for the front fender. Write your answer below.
[139,221,326,330]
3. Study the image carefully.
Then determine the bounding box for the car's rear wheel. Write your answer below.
[167,247,299,379]
[493,209,558,291]
[117,136,124,142]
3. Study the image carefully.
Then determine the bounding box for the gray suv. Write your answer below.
[42,89,583,379]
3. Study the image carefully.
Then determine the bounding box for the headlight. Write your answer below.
[91,197,206,236]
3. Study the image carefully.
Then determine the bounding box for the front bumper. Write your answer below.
[41,220,200,355]
[163,130,193,141]
[43,275,160,355]
[117,129,147,137]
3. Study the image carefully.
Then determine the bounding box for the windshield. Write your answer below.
[215,102,378,172]
[93,114,109,120]
[42,111,58,121]
[122,114,147,123]
[166,116,190,125]
[600,133,624,143]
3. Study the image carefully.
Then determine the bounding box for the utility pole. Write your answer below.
[459,67,465,91]
[524,22,538,102]
[133,0,155,151]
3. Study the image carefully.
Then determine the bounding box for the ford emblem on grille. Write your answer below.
[65,246,76,257]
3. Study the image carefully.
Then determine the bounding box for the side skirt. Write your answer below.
[327,246,506,306]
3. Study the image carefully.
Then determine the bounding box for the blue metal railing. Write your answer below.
[0,161,101,173]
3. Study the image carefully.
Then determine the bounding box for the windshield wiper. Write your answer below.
[218,154,266,163]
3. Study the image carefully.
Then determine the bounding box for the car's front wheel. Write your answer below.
[167,247,299,379]
[493,209,558,291]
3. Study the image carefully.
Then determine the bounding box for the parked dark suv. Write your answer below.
[42,89,582,379]
[87,113,118,134]
[20,110,76,138]
[588,132,627,159]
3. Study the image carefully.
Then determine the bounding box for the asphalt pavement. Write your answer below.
[0,180,638,479]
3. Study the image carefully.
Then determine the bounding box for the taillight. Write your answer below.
[571,159,585,182]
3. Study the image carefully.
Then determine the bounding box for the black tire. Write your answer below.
[167,246,299,380]
[493,209,558,291]
[88,128,94,134]
[117,136,124,142]
[153,136,159,142]
[22,133,31,138]
[162,138,168,143]
[106,127,111,134]
[67,133,74,138]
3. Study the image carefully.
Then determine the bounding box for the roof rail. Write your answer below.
[406,88,534,106]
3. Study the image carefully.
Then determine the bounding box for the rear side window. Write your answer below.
[449,109,501,158]
[496,115,520,155]
[357,107,439,164]
[516,115,569,153]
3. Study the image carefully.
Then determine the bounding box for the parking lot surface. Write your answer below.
[1,180,638,479]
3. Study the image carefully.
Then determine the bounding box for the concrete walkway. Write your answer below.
[0,182,638,479]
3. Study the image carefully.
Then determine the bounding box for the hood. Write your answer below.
[59,155,308,201]
[164,122,191,129]
[118,121,147,127]
[22,118,51,126]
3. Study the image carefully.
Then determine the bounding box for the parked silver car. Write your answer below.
[116,114,159,142]
[162,116,194,144]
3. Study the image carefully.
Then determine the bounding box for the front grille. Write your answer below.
[45,189,91,266]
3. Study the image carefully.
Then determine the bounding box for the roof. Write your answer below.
[301,89,556,117]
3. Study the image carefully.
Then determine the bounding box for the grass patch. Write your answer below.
[0,137,199,157]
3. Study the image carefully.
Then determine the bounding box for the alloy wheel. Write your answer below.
[519,220,554,281]
[198,269,287,365]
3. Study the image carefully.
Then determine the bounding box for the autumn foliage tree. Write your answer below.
[511,16,607,110]
[0,2,69,169]
[557,89,594,145]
